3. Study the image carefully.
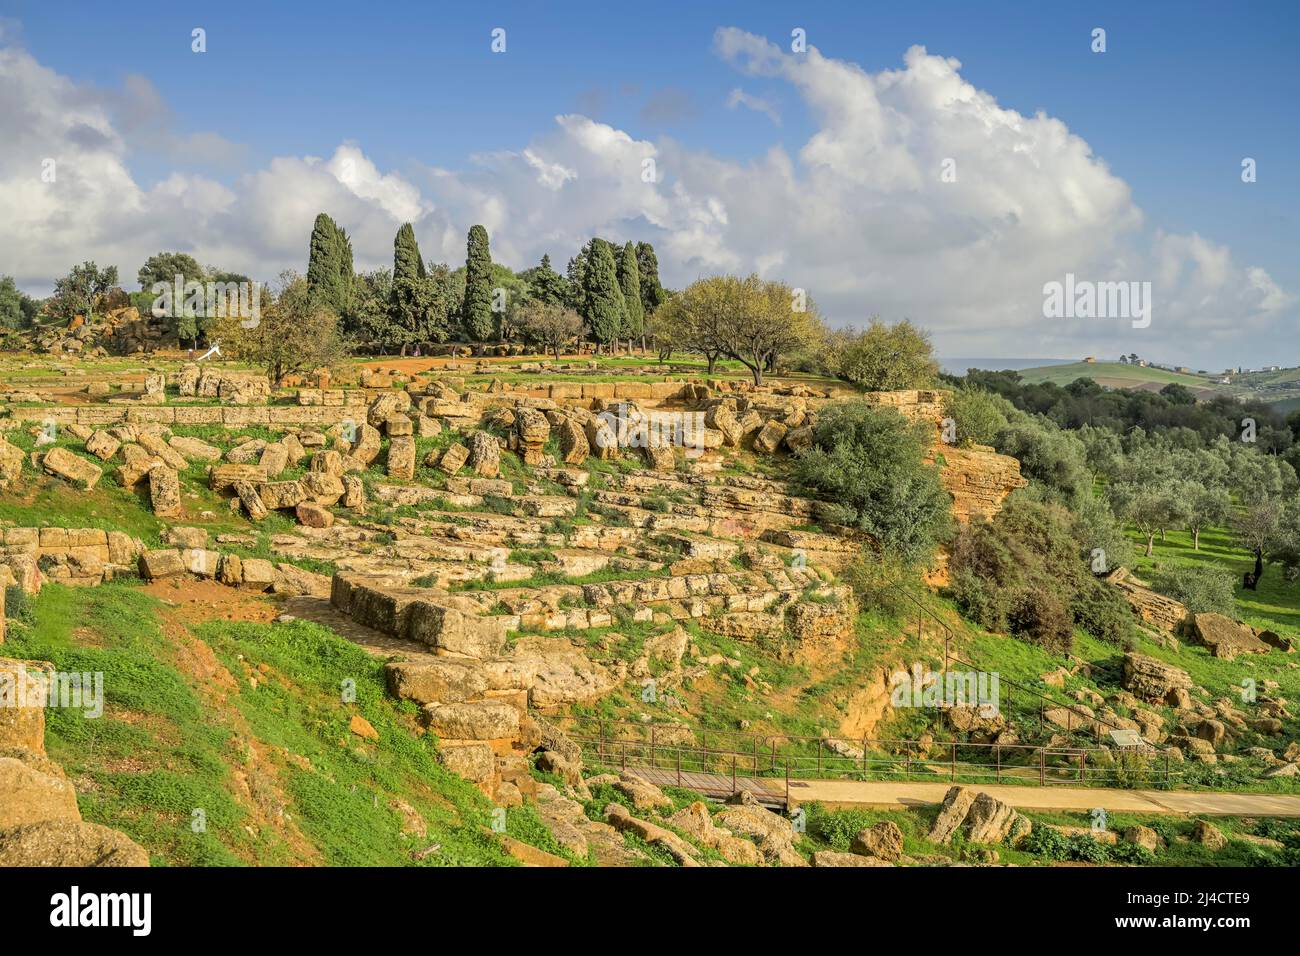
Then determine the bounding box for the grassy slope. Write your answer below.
[1,582,574,866]
[1017,361,1213,390]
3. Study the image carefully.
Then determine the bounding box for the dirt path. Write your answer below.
[785,778,1300,816]
[144,579,324,864]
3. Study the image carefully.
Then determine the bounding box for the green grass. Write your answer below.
[1126,523,1300,638]
[1016,361,1216,390]
[800,801,1299,866]
[1,581,548,866]
[2,583,246,864]
[0,429,166,542]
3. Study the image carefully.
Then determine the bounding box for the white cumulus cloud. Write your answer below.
[0,27,1289,367]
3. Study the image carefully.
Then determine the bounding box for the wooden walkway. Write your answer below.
[627,766,787,804]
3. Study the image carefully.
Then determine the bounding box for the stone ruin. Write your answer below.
[0,361,1053,861]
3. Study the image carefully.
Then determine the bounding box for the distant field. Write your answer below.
[1015,361,1217,392]
[1270,395,1300,415]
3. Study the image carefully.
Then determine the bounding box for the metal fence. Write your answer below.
[561,716,1177,807]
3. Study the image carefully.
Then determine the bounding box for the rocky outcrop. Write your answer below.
[1105,568,1188,632]
[714,796,806,867]
[934,444,1027,524]
[859,389,947,424]
[1123,652,1194,704]
[0,657,148,866]
[927,786,1031,847]
[851,820,904,861]
[1188,612,1274,660]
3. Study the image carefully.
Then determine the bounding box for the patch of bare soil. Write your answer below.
[281,595,436,662]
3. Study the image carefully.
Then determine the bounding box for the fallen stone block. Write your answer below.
[209,463,268,492]
[41,447,102,490]
[467,431,501,478]
[148,466,181,518]
[258,480,307,511]
[295,502,334,528]
[437,442,470,476]
[232,480,268,521]
[387,436,416,481]
[240,558,277,591]
[420,700,520,741]
[84,430,120,462]
[138,549,186,580]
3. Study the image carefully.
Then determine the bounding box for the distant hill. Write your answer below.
[939,357,1077,375]
[1007,361,1300,412]
[1012,361,1218,395]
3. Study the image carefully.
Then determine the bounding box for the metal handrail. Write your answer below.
[886,580,1126,739]
[567,716,1176,794]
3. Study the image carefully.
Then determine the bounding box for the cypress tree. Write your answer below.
[565,242,591,313]
[636,242,665,313]
[583,238,625,353]
[392,223,436,353]
[335,225,354,314]
[462,224,495,346]
[393,223,425,283]
[525,254,568,306]
[306,213,344,311]
[618,241,643,346]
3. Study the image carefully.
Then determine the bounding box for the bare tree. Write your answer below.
[518,301,582,361]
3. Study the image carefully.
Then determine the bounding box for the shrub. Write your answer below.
[994,416,1091,502]
[795,401,953,564]
[1071,577,1136,646]
[949,497,1134,653]
[1022,825,1152,864]
[1148,564,1237,616]
[840,552,920,615]
[944,386,1011,448]
[4,585,32,622]
[804,804,893,852]
[821,319,938,391]
[950,566,1014,634]
[1008,585,1073,655]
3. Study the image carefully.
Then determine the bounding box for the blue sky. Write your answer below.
[2,0,1296,364]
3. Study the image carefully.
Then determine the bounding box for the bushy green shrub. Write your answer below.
[950,566,1013,633]
[994,416,1091,502]
[1148,564,1237,616]
[795,401,953,563]
[840,552,917,616]
[949,498,1135,653]
[1071,577,1137,646]
[1022,825,1154,864]
[1007,585,1073,655]
[944,386,1011,448]
[806,805,877,852]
